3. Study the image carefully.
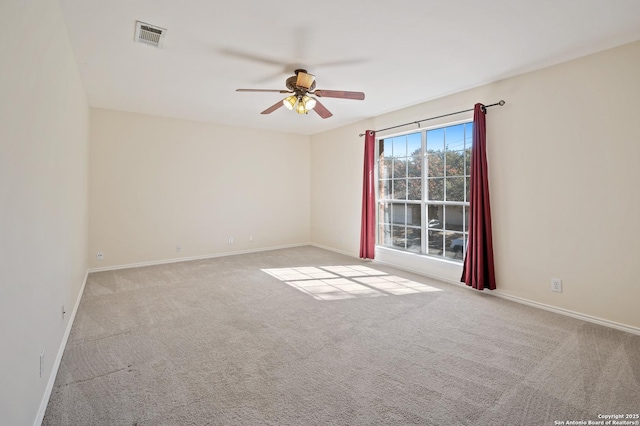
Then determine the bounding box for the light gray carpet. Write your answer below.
[44,246,640,425]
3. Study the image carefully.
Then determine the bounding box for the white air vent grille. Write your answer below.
[134,21,166,48]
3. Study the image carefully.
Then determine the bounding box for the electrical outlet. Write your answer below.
[228,237,233,245]
[40,351,44,378]
[176,245,181,253]
[551,278,563,293]
[96,251,103,261]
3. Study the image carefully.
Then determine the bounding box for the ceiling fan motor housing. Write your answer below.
[286,74,316,92]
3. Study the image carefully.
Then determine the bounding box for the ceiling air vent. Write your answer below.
[134,21,166,48]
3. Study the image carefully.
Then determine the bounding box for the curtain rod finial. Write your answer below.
[499,100,505,106]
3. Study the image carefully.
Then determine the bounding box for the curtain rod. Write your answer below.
[359,100,506,137]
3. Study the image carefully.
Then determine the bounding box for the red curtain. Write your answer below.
[461,104,496,290]
[360,131,376,259]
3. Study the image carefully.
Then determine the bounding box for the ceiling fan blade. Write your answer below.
[236,89,291,93]
[312,99,333,119]
[296,71,315,90]
[314,90,365,100]
[261,100,284,115]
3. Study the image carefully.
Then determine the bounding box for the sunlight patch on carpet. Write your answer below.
[262,265,442,300]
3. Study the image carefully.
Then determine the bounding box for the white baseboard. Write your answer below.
[308,243,360,259]
[373,259,640,336]
[489,291,640,336]
[88,243,310,273]
[34,270,89,426]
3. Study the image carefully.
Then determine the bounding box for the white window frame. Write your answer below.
[375,119,472,262]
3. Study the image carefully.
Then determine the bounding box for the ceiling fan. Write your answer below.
[236,69,365,119]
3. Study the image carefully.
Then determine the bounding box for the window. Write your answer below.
[377,122,472,261]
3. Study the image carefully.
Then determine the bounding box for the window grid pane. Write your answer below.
[378,123,472,261]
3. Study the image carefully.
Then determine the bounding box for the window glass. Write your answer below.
[392,136,407,157]
[406,227,421,253]
[446,124,465,151]
[444,205,464,232]
[446,151,465,177]
[407,178,421,200]
[427,153,444,178]
[444,231,465,260]
[407,133,421,156]
[445,177,465,202]
[427,128,444,152]
[393,179,406,200]
[428,178,444,201]
[393,158,407,179]
[378,122,472,261]
[408,153,422,178]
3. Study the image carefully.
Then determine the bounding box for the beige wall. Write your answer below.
[0,1,90,425]
[310,40,640,330]
[89,109,310,269]
[310,119,373,255]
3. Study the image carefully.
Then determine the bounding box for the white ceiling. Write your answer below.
[58,0,640,136]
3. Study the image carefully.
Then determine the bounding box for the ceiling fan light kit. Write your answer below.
[236,69,365,119]
[295,100,308,114]
[283,95,297,110]
[302,95,316,110]
[284,94,318,115]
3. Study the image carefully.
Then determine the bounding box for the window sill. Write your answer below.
[374,246,463,284]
